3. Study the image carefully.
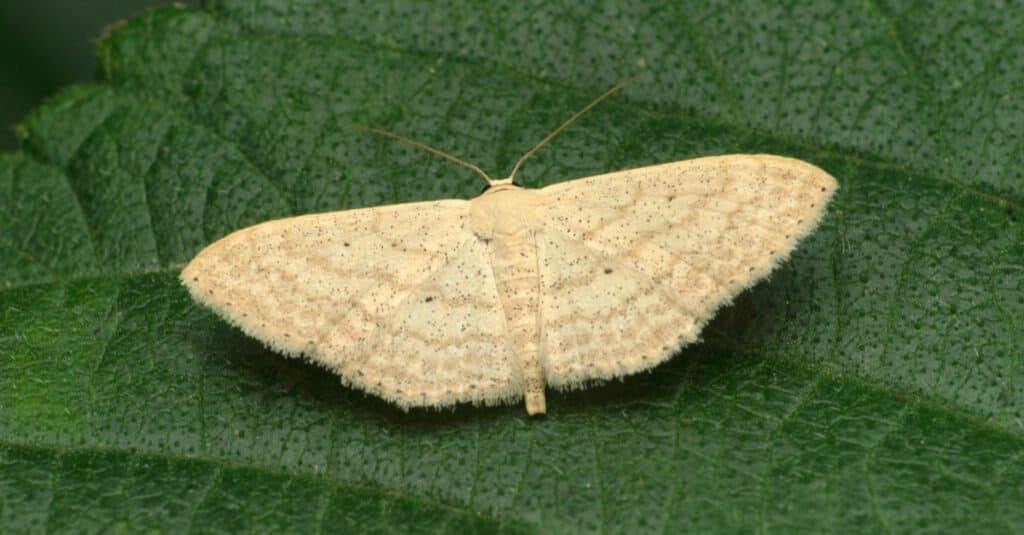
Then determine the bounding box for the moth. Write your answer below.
[182,80,838,415]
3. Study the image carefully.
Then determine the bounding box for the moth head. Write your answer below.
[479,176,515,194]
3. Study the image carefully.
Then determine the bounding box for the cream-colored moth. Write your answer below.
[182,79,838,415]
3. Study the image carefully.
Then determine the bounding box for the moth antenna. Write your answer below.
[353,124,497,186]
[507,75,640,184]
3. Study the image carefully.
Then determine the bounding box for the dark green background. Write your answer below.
[2,1,1022,533]
[0,1,201,151]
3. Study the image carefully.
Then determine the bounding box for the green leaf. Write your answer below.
[2,2,1023,532]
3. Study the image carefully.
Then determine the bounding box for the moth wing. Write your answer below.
[536,154,837,386]
[340,237,522,408]
[182,199,489,385]
[535,230,696,388]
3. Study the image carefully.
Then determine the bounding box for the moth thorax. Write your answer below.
[469,186,544,239]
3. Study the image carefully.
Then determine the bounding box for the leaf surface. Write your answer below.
[2,2,1023,532]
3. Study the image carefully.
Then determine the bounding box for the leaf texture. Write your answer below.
[2,2,1023,532]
